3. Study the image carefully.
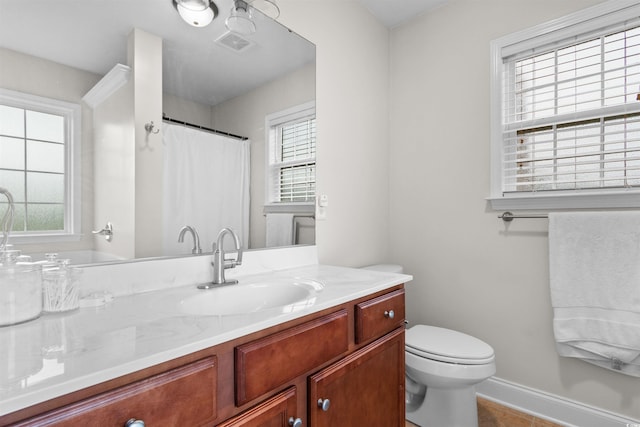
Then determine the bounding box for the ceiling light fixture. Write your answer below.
[247,0,280,19]
[174,0,218,28]
[225,0,256,35]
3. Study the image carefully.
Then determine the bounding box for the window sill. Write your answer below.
[487,189,640,211]
[264,203,315,215]
[7,233,82,245]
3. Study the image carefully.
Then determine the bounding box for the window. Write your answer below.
[0,89,81,241]
[265,102,316,211]
[490,1,640,209]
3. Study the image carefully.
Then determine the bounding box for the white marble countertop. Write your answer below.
[0,263,411,417]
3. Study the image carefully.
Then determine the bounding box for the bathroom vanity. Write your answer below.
[0,259,408,426]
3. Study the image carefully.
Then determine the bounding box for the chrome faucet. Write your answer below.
[178,225,202,254]
[198,227,243,289]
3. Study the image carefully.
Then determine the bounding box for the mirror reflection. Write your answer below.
[0,0,316,265]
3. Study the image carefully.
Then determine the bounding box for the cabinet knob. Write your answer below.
[317,398,331,411]
[384,310,395,319]
[125,419,145,427]
[289,417,303,427]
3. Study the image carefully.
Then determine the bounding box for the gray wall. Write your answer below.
[280,0,639,420]
[279,0,391,267]
[389,0,639,419]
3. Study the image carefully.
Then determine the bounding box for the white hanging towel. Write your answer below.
[549,212,640,376]
[265,213,295,247]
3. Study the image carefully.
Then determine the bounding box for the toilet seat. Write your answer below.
[406,325,495,365]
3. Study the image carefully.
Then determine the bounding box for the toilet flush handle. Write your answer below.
[384,310,395,319]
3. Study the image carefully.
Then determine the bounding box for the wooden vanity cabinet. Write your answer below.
[3,286,405,427]
[306,288,406,426]
[231,288,405,427]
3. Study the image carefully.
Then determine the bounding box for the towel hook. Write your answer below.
[92,222,113,242]
[144,121,160,135]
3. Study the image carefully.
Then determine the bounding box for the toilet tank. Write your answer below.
[361,264,404,274]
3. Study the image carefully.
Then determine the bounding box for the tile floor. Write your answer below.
[405,397,564,427]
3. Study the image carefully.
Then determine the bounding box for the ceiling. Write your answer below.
[359,0,449,28]
[0,0,444,106]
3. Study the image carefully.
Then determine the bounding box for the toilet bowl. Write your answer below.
[361,264,496,427]
[405,325,495,427]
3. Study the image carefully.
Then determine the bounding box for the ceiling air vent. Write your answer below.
[215,32,254,53]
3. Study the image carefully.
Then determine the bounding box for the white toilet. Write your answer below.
[405,325,496,427]
[362,264,496,427]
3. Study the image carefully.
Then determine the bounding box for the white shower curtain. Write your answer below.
[162,122,250,256]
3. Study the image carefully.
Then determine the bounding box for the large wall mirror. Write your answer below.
[0,0,316,265]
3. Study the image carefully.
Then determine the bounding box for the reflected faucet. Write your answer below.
[198,227,243,289]
[178,226,202,254]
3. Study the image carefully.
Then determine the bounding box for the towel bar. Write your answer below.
[499,211,548,222]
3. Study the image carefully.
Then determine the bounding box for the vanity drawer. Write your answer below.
[355,289,405,344]
[217,387,298,426]
[235,309,348,406]
[17,357,217,426]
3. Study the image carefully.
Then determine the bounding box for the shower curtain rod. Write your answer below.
[162,115,248,141]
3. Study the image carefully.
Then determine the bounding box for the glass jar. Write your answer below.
[42,257,81,313]
[0,250,43,326]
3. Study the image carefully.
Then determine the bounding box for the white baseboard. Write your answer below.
[476,377,640,427]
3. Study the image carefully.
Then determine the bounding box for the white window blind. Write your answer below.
[266,102,316,206]
[503,25,640,193]
[277,118,316,202]
[490,1,640,209]
[0,89,80,239]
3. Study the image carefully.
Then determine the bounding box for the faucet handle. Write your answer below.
[234,246,243,266]
[223,250,242,268]
[216,232,243,267]
[212,242,243,268]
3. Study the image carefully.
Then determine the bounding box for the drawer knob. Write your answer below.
[289,417,303,427]
[125,419,145,427]
[317,398,331,411]
[384,310,395,319]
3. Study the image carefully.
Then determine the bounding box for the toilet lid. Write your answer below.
[405,325,495,365]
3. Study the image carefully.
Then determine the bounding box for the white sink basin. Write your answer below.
[176,278,324,316]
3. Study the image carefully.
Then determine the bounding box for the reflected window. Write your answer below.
[0,89,80,239]
[266,101,316,205]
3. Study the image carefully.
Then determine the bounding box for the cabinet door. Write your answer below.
[309,328,405,427]
[217,387,300,427]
